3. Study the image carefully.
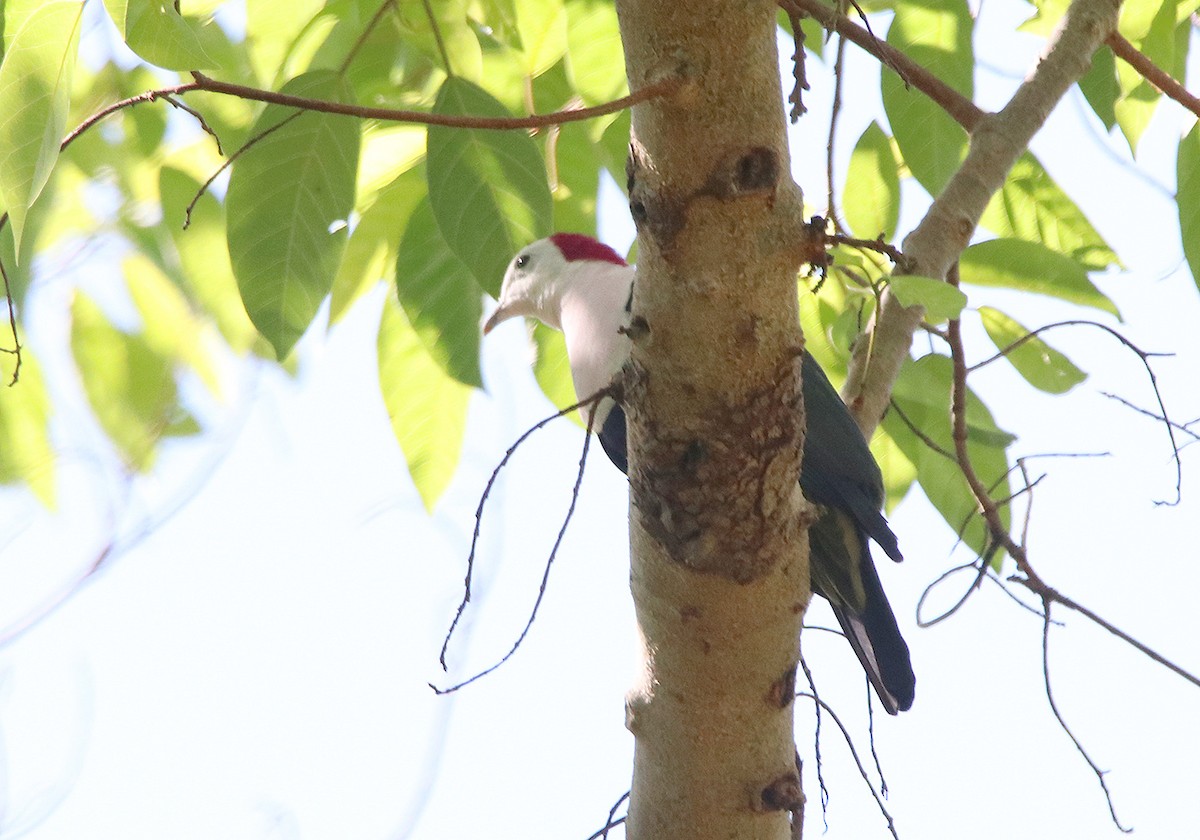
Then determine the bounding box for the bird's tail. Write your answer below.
[827,556,915,715]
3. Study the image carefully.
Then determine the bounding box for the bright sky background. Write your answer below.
[1,3,1199,840]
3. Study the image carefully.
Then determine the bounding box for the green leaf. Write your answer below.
[70,292,178,471]
[549,123,602,235]
[246,0,324,84]
[959,238,1120,318]
[101,0,224,71]
[378,294,472,512]
[226,71,361,359]
[978,306,1087,394]
[886,354,1013,562]
[1077,45,1118,131]
[427,77,552,297]
[159,166,262,354]
[1113,0,1175,155]
[980,152,1120,270]
[565,0,626,105]
[869,424,916,514]
[532,321,582,426]
[516,0,567,77]
[844,121,899,241]
[123,253,221,396]
[395,0,482,81]
[0,352,56,507]
[888,275,967,324]
[881,0,972,196]
[395,197,484,388]
[0,0,83,254]
[331,167,426,325]
[1179,122,1200,295]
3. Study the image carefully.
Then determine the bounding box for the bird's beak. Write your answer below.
[482,303,510,335]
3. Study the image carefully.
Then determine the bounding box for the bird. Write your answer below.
[483,233,915,714]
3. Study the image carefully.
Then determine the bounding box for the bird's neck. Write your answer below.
[557,262,634,422]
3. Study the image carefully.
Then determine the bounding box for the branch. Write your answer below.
[780,0,984,132]
[1106,33,1200,118]
[843,0,1123,435]
[189,72,686,130]
[432,389,608,693]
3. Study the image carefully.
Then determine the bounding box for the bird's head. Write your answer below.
[483,234,627,334]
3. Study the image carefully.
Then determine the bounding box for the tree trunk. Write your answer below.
[614,2,813,837]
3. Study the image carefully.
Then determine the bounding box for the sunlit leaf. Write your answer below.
[979,306,1087,394]
[427,77,552,297]
[844,121,899,241]
[101,0,225,71]
[532,321,581,426]
[516,0,567,77]
[395,197,484,388]
[226,71,361,359]
[869,424,916,514]
[886,354,1013,563]
[159,166,263,354]
[959,238,1120,318]
[0,1,83,254]
[1077,45,1118,131]
[565,0,626,105]
[331,167,426,325]
[1178,122,1200,295]
[70,292,180,471]
[0,352,55,507]
[888,275,967,324]
[124,253,221,396]
[378,294,472,512]
[395,0,482,81]
[881,0,972,196]
[980,152,1120,270]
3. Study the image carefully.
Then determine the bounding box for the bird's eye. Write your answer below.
[515,254,530,269]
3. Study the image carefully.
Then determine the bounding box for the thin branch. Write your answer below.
[0,256,21,385]
[183,111,304,228]
[1106,33,1200,118]
[795,692,900,840]
[585,791,630,840]
[785,8,809,120]
[843,0,1122,436]
[1101,392,1200,442]
[797,651,830,824]
[339,0,397,75]
[421,0,454,76]
[432,390,608,693]
[1040,604,1133,833]
[189,72,687,131]
[779,0,983,132]
[967,318,1181,506]
[825,29,848,230]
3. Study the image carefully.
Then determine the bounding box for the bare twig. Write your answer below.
[785,8,809,120]
[1040,604,1133,833]
[0,256,21,385]
[795,692,900,840]
[340,0,397,75]
[183,111,304,228]
[432,390,609,693]
[585,791,630,840]
[967,318,1181,506]
[778,0,983,132]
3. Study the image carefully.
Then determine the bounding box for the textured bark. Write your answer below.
[614,1,811,837]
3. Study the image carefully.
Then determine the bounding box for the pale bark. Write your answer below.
[843,0,1125,436]
[614,1,811,838]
